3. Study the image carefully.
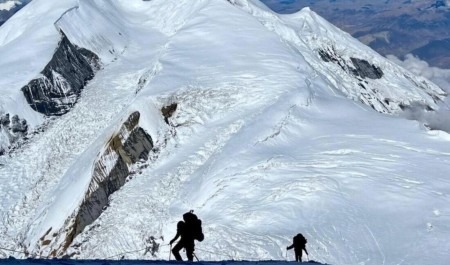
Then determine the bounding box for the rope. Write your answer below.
[106,243,171,260]
[4,242,282,261]
[0,246,27,255]
[193,252,199,262]
[106,247,146,259]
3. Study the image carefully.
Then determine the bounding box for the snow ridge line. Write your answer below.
[231,0,446,115]
[0,57,140,256]
[70,117,246,258]
[53,6,79,32]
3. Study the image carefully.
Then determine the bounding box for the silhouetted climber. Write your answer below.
[170,210,204,261]
[287,233,308,262]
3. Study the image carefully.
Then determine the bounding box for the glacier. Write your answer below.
[0,0,449,264]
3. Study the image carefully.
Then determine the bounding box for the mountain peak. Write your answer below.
[0,0,449,264]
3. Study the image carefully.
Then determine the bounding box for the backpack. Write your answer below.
[183,210,204,242]
[294,233,307,246]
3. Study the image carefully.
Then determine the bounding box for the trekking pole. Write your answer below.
[193,252,199,262]
[169,244,172,261]
[285,251,288,261]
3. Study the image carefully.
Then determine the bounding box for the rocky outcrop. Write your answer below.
[21,31,99,116]
[318,48,383,80]
[0,113,28,155]
[315,46,449,114]
[161,103,177,125]
[350,58,383,79]
[49,112,153,255]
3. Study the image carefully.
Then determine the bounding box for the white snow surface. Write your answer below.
[0,260,328,265]
[54,1,128,63]
[0,0,77,127]
[0,0,449,265]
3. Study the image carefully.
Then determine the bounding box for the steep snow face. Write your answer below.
[54,1,128,63]
[0,0,449,265]
[231,0,446,114]
[21,33,99,116]
[0,0,78,151]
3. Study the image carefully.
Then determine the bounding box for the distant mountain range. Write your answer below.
[2,0,449,68]
[1,0,449,263]
[261,0,450,68]
[0,0,31,26]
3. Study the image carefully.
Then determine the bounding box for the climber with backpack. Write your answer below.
[170,210,204,261]
[286,233,308,262]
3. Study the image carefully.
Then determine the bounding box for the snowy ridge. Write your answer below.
[231,0,446,113]
[0,0,78,149]
[24,100,166,256]
[55,1,128,63]
[0,0,449,265]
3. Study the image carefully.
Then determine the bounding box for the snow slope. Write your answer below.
[0,260,329,265]
[0,0,77,120]
[0,0,449,265]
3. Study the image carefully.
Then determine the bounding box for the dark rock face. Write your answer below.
[57,111,153,254]
[10,115,28,133]
[78,48,101,71]
[318,48,383,80]
[0,113,10,127]
[350,58,383,79]
[317,47,417,113]
[123,128,154,164]
[318,49,332,62]
[0,113,28,154]
[75,154,128,236]
[161,103,177,124]
[21,32,99,116]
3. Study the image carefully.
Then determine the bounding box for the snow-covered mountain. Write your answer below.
[261,0,450,68]
[0,0,449,264]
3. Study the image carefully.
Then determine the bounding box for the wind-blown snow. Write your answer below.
[0,0,449,265]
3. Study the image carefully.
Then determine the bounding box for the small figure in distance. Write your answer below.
[170,210,204,261]
[287,233,308,262]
